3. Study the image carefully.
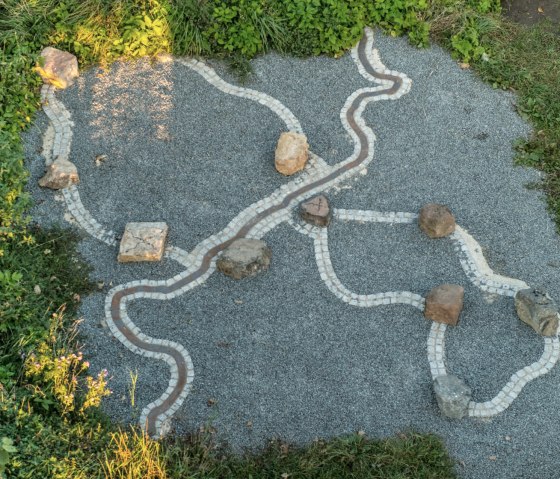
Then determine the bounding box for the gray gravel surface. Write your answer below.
[25,32,560,479]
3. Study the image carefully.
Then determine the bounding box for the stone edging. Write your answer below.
[37,27,559,434]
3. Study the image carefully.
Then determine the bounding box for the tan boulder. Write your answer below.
[418,203,456,238]
[274,132,309,175]
[118,222,168,263]
[37,47,79,89]
[425,284,464,326]
[38,159,79,189]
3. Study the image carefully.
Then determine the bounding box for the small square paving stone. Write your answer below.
[118,222,168,263]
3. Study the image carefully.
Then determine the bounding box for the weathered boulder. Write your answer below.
[118,222,168,263]
[300,195,331,227]
[274,132,309,175]
[217,239,271,279]
[515,288,559,336]
[425,284,464,325]
[433,374,471,419]
[38,159,79,189]
[37,47,79,89]
[418,203,456,238]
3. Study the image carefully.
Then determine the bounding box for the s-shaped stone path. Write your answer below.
[37,28,560,439]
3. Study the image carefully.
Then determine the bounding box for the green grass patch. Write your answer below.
[475,21,560,224]
[101,429,456,479]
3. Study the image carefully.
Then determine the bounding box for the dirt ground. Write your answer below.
[502,0,560,25]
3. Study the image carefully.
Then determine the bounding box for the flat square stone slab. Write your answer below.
[118,222,168,263]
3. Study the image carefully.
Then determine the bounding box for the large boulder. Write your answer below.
[217,239,271,279]
[515,288,559,336]
[38,159,79,189]
[433,375,471,419]
[37,47,79,89]
[424,284,464,326]
[418,203,456,238]
[274,132,309,175]
[118,222,168,263]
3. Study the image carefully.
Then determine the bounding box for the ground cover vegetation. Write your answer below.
[0,0,557,476]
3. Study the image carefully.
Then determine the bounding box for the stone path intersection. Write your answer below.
[28,28,560,479]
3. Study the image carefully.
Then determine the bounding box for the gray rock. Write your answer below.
[217,239,271,279]
[433,374,472,419]
[515,288,559,336]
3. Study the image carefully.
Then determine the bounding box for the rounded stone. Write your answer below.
[37,47,79,89]
[274,131,309,175]
[217,239,271,279]
[418,203,456,238]
[38,159,79,189]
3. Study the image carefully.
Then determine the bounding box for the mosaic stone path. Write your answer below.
[39,28,560,437]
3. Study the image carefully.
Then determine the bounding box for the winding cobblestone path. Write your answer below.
[105,28,411,436]
[39,28,560,437]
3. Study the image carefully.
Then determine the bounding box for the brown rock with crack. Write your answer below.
[37,47,79,89]
[418,203,456,238]
[425,284,464,325]
[515,288,559,336]
[38,159,79,189]
[300,195,331,227]
[118,222,168,263]
[274,132,309,175]
[217,238,271,279]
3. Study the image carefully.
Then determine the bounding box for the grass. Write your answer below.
[0,0,559,477]
[101,429,456,479]
[475,21,560,222]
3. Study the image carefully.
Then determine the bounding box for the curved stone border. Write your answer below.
[41,85,118,246]
[101,28,413,436]
[313,225,425,309]
[451,226,528,296]
[177,58,303,134]
[428,319,560,418]
[301,208,560,418]
[40,27,554,432]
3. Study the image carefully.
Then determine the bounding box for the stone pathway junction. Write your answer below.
[25,29,560,479]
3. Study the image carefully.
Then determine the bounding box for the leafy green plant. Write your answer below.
[114,1,170,58]
[0,437,16,479]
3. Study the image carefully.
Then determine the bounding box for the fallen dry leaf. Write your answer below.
[459,62,470,70]
[538,6,544,14]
